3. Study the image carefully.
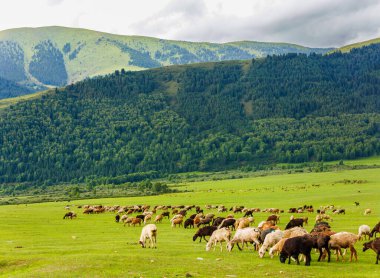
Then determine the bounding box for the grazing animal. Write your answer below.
[358,225,371,241]
[218,218,236,230]
[115,214,120,223]
[212,217,225,227]
[362,238,380,264]
[184,218,194,229]
[193,226,218,242]
[354,202,360,206]
[130,217,142,227]
[279,235,314,266]
[370,222,380,238]
[63,211,76,219]
[269,238,288,258]
[267,215,280,225]
[259,230,283,258]
[197,217,212,228]
[139,224,157,248]
[161,211,170,219]
[285,218,304,230]
[308,234,331,262]
[171,217,183,228]
[154,214,163,223]
[329,232,359,262]
[227,227,261,251]
[205,228,232,251]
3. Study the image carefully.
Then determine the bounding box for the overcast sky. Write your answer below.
[1,0,380,47]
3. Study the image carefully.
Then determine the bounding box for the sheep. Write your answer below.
[171,217,183,228]
[358,225,371,241]
[184,218,194,229]
[206,228,232,252]
[139,224,157,248]
[235,217,254,230]
[267,215,280,225]
[197,217,212,228]
[260,228,276,243]
[154,214,163,223]
[115,214,120,223]
[227,227,261,251]
[364,209,372,215]
[285,218,304,229]
[63,211,76,219]
[370,222,380,238]
[329,232,359,262]
[283,227,308,239]
[218,218,236,230]
[307,234,331,262]
[315,214,333,223]
[258,221,276,231]
[269,238,288,258]
[193,226,218,242]
[144,214,152,224]
[130,217,142,227]
[279,235,314,266]
[259,230,284,258]
[362,238,380,264]
[212,217,225,227]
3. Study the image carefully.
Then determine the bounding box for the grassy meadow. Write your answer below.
[0,166,379,277]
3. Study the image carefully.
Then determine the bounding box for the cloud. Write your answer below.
[47,0,65,6]
[130,0,380,47]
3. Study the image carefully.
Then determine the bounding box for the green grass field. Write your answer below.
[0,167,379,277]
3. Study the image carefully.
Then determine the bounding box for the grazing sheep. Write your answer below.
[63,211,76,219]
[218,218,236,230]
[329,232,359,262]
[279,235,314,266]
[267,215,280,225]
[269,238,288,258]
[283,227,308,239]
[260,228,276,243]
[315,214,333,223]
[161,211,170,219]
[370,222,380,238]
[362,238,380,264]
[193,226,218,242]
[144,214,152,224]
[227,227,261,251]
[285,218,304,230]
[197,217,212,228]
[171,217,183,228]
[358,225,371,241]
[307,234,331,262]
[130,217,142,227]
[258,221,276,231]
[364,209,372,215]
[139,224,157,248]
[235,217,254,230]
[115,214,120,223]
[259,230,284,258]
[206,228,232,252]
[212,217,225,227]
[184,218,194,229]
[154,214,163,223]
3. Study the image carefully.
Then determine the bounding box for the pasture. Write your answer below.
[0,167,379,277]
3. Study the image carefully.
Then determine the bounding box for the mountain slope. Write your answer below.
[336,37,380,53]
[0,26,332,92]
[0,76,32,99]
[0,44,379,185]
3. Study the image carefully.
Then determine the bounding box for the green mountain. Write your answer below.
[0,43,379,186]
[0,26,331,94]
[0,76,32,99]
[336,37,380,53]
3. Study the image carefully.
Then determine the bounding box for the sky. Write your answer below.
[1,0,380,47]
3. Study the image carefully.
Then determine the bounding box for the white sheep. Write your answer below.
[205,228,231,251]
[259,230,284,258]
[227,227,261,252]
[329,232,359,262]
[358,224,371,241]
[282,226,308,238]
[139,224,157,248]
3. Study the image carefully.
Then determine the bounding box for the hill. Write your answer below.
[0,26,331,95]
[0,76,32,99]
[336,37,380,53]
[0,43,379,186]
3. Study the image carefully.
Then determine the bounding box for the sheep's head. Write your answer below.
[362,241,372,252]
[205,243,212,251]
[226,242,233,252]
[279,252,287,263]
[139,240,145,248]
[259,248,265,258]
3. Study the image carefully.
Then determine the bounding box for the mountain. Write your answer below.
[336,37,380,53]
[0,76,32,99]
[0,43,379,186]
[0,26,332,95]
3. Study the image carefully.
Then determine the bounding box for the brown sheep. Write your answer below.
[363,238,380,264]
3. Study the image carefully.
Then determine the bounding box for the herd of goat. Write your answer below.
[63,204,380,265]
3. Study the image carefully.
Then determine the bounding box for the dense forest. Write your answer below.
[0,77,31,99]
[0,44,379,186]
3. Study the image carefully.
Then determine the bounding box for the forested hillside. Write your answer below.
[0,26,331,97]
[0,44,379,185]
[0,77,31,99]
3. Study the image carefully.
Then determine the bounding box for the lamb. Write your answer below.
[329,232,359,262]
[364,208,372,215]
[139,224,157,248]
[362,238,380,264]
[259,230,284,258]
[358,224,371,241]
[193,226,218,242]
[269,238,288,258]
[370,222,380,238]
[279,235,314,266]
[227,227,261,251]
[206,228,232,251]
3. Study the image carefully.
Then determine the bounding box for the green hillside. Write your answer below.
[0,43,379,186]
[336,37,380,53]
[0,26,331,94]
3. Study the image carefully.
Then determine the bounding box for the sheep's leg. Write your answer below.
[317,248,323,262]
[236,242,243,251]
[220,241,223,252]
[305,252,311,266]
[376,253,379,264]
[350,246,357,262]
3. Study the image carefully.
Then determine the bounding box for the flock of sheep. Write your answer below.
[65,204,380,266]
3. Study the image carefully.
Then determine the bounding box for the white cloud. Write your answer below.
[0,0,380,47]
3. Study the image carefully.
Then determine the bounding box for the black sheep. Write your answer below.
[285,218,304,230]
[184,218,194,229]
[280,235,314,266]
[218,218,236,230]
[212,217,225,227]
[192,226,218,242]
